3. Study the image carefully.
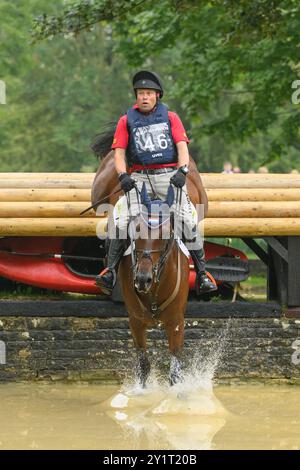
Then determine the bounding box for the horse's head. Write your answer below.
[133,183,175,294]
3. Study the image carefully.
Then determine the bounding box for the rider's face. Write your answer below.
[136,89,159,112]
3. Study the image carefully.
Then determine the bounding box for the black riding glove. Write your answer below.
[170,170,186,188]
[118,172,136,193]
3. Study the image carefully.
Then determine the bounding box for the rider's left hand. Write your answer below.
[170,170,186,188]
[119,172,136,193]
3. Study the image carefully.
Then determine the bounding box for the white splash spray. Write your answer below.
[105,319,231,449]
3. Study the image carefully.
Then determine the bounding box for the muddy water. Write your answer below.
[0,381,299,450]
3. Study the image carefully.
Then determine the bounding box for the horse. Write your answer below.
[90,125,207,386]
[116,181,190,386]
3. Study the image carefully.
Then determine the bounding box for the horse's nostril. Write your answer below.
[136,273,152,288]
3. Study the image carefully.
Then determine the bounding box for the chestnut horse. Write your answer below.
[119,182,191,385]
[90,127,208,386]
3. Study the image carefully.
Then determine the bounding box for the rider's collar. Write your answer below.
[134,103,157,115]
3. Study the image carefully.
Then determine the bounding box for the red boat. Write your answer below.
[0,236,249,298]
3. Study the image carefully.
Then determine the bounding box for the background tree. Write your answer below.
[0,0,131,172]
[30,0,300,171]
[1,1,300,172]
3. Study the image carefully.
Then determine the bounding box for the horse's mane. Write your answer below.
[90,121,117,159]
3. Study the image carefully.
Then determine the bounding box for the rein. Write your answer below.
[131,188,182,319]
[80,185,124,216]
[135,242,181,319]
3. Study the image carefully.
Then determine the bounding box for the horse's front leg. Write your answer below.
[169,355,183,386]
[129,316,151,388]
[164,318,184,386]
[136,349,151,388]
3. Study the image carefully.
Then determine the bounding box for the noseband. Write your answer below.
[127,188,182,318]
[133,229,182,318]
[134,233,174,286]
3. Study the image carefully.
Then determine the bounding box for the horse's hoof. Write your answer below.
[136,377,148,389]
[169,374,183,387]
[136,370,150,389]
[136,351,150,388]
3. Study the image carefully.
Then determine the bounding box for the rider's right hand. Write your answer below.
[118,172,136,193]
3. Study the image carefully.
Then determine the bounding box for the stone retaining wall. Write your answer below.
[0,302,299,383]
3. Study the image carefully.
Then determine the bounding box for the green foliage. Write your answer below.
[0,0,132,172]
[1,1,300,171]
[30,0,300,171]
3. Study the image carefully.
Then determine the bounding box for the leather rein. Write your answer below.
[132,210,182,319]
[134,240,181,319]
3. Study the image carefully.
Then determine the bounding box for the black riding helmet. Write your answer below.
[132,70,164,98]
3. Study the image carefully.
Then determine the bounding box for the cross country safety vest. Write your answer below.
[126,102,178,166]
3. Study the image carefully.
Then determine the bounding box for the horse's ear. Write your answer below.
[140,182,151,207]
[165,184,175,207]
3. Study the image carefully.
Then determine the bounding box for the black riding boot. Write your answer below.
[95,238,127,295]
[189,248,218,295]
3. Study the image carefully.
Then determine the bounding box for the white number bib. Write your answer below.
[133,122,172,155]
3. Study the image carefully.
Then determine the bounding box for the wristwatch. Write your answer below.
[179,165,189,175]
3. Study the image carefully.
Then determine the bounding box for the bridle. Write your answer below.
[134,228,181,319]
[134,218,175,286]
[127,187,182,319]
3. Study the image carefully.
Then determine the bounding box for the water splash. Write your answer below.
[179,317,232,393]
[104,320,231,449]
[149,319,231,417]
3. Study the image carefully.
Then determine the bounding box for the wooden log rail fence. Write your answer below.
[0,172,299,308]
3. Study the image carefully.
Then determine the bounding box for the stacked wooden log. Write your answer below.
[0,173,300,236]
[204,173,300,236]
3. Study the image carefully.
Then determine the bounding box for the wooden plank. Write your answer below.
[201,218,300,236]
[241,238,269,265]
[0,188,299,204]
[208,201,300,217]
[0,173,94,179]
[0,173,299,189]
[267,237,288,305]
[0,217,299,236]
[263,237,288,262]
[284,308,300,318]
[0,189,91,202]
[288,237,300,307]
[0,218,106,236]
[202,173,300,188]
[207,188,300,201]
[1,201,299,218]
[0,300,282,318]
[0,179,92,189]
[0,202,95,217]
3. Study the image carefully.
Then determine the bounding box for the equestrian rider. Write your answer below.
[95,70,217,296]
